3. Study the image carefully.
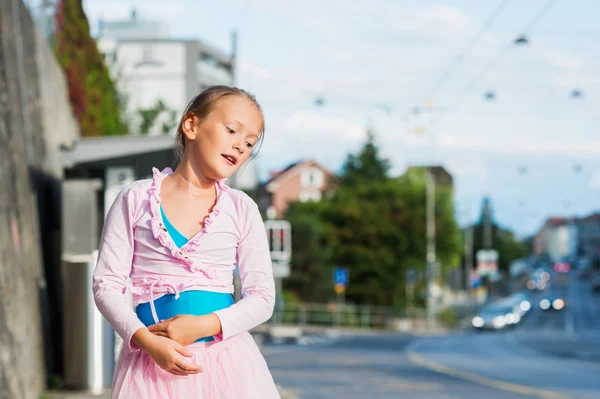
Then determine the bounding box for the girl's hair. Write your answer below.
[174,85,265,163]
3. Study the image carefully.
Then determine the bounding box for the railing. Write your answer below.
[271,302,416,329]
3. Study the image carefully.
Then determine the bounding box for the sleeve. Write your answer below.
[213,202,276,341]
[92,182,147,351]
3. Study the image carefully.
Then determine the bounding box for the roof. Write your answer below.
[264,161,302,185]
[581,213,600,222]
[60,135,175,167]
[264,160,330,192]
[405,165,454,185]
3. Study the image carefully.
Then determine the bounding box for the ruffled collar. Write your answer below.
[147,167,230,278]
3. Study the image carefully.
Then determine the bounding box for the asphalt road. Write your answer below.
[264,273,600,399]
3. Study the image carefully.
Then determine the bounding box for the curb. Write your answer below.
[405,340,573,399]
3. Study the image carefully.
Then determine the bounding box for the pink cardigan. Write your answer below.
[92,167,275,350]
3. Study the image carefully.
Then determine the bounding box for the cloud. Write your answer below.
[539,50,584,71]
[588,170,600,188]
[388,5,472,38]
[279,111,366,142]
[238,61,272,80]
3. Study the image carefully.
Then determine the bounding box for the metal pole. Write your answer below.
[426,171,436,329]
[228,30,239,189]
[465,223,474,309]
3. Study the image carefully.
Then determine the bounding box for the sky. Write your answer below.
[66,1,600,235]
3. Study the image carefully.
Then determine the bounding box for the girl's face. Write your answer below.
[182,95,263,181]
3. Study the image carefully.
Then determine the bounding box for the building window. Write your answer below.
[299,190,321,203]
[134,45,163,68]
[142,46,152,62]
[301,167,324,188]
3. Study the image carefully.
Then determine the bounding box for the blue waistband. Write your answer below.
[136,290,234,342]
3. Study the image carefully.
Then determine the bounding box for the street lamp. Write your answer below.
[514,35,529,45]
[484,91,496,101]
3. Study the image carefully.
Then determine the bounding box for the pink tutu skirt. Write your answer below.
[112,332,280,398]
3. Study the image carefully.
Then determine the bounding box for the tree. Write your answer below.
[138,99,178,135]
[283,130,462,307]
[284,201,334,303]
[471,197,528,272]
[54,0,128,136]
[340,129,390,186]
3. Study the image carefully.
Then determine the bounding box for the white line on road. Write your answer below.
[565,276,578,340]
[565,310,576,338]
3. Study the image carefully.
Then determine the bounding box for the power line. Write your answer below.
[424,1,509,109]
[403,0,509,121]
[429,0,557,127]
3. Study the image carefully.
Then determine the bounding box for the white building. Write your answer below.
[534,218,578,262]
[96,10,258,191]
[98,9,171,40]
[97,10,235,135]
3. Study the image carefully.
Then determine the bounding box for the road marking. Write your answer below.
[407,351,573,399]
[565,310,576,338]
[565,276,578,339]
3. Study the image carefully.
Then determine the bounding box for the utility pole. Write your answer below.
[426,170,436,329]
[228,30,239,189]
[482,197,493,250]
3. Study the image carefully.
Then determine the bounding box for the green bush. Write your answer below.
[437,307,458,328]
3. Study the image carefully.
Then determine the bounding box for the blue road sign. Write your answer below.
[334,267,349,286]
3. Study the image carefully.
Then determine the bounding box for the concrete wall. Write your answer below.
[35,27,80,178]
[0,0,81,397]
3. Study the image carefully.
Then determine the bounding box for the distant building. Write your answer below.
[97,10,235,135]
[259,160,333,219]
[534,217,578,262]
[575,213,600,264]
[98,9,171,40]
[405,165,454,191]
[96,10,254,188]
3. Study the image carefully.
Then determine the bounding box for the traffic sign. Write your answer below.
[334,283,345,294]
[334,267,348,286]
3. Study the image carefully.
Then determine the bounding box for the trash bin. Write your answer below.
[62,253,114,392]
[61,179,113,392]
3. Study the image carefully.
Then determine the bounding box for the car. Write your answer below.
[554,262,571,273]
[591,275,600,293]
[526,268,551,291]
[508,292,533,316]
[539,295,565,311]
[472,304,520,331]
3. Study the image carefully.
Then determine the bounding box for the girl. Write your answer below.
[93,86,281,398]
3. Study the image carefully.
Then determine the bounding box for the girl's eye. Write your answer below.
[246,142,254,148]
[226,127,236,134]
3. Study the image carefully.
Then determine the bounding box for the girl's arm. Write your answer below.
[92,183,147,351]
[212,201,276,341]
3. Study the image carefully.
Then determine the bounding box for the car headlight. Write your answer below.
[472,317,485,328]
[552,298,565,310]
[493,316,506,328]
[520,301,531,312]
[540,299,551,310]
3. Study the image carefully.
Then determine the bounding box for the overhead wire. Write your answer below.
[428,0,557,127]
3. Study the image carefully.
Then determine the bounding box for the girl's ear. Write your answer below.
[182,114,198,141]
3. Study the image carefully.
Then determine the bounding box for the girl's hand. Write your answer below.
[148,314,213,346]
[146,335,203,376]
